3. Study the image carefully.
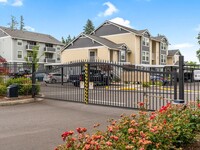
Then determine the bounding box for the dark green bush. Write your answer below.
[0,84,6,96]
[6,77,40,95]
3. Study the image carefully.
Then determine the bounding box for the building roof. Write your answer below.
[0,55,6,62]
[0,26,64,45]
[168,49,181,56]
[86,34,123,50]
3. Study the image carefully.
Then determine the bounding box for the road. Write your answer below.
[0,99,135,150]
[39,82,200,110]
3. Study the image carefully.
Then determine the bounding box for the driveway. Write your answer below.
[0,99,135,150]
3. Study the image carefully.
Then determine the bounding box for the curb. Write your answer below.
[0,98,43,106]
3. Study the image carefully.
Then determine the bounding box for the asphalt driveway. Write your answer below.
[0,99,135,150]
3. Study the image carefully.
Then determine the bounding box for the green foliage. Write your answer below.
[8,15,18,29]
[20,15,25,31]
[0,76,4,84]
[142,82,150,87]
[0,84,6,96]
[83,19,95,34]
[6,77,40,95]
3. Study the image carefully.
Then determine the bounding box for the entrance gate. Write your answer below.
[38,61,178,110]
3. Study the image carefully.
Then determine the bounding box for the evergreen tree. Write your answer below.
[197,32,200,62]
[66,35,72,45]
[8,15,18,29]
[83,19,95,34]
[61,37,66,44]
[20,15,25,30]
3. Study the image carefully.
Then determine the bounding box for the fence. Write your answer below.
[0,56,200,110]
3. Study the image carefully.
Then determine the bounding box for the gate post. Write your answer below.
[174,56,185,104]
[84,63,89,104]
[179,56,184,100]
[61,66,64,85]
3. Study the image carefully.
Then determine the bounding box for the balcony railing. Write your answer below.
[89,56,96,62]
[44,47,56,53]
[26,45,39,50]
[44,58,56,63]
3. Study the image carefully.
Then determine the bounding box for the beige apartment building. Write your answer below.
[167,49,181,65]
[61,20,169,65]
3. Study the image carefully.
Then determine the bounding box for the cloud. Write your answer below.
[12,0,23,7]
[169,43,195,49]
[195,24,200,31]
[24,26,35,32]
[98,2,118,17]
[0,0,7,3]
[110,17,132,28]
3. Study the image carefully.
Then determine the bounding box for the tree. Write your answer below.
[20,15,25,30]
[66,35,72,45]
[185,61,197,65]
[24,46,43,70]
[61,37,66,44]
[197,32,200,62]
[83,19,95,34]
[8,15,18,29]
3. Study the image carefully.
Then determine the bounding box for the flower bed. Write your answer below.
[55,102,200,150]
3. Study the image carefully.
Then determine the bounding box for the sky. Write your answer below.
[0,0,200,62]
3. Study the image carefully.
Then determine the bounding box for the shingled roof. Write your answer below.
[86,34,123,50]
[0,26,63,45]
[168,49,181,56]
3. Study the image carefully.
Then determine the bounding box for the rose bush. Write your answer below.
[55,101,200,150]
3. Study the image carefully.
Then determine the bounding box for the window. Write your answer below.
[161,42,167,50]
[161,54,166,63]
[17,41,23,46]
[142,51,149,62]
[120,50,126,61]
[142,37,149,47]
[57,47,60,51]
[17,51,23,59]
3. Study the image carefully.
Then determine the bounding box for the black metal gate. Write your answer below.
[37,61,178,110]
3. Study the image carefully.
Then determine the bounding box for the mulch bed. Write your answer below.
[183,134,200,150]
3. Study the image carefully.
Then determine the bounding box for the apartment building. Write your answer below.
[167,49,181,65]
[61,20,169,65]
[0,26,64,70]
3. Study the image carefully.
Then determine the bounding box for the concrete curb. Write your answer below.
[0,98,43,106]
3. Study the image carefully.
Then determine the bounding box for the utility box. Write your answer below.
[7,84,18,98]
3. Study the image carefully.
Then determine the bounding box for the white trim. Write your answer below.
[142,37,150,47]
[0,35,12,39]
[142,51,149,62]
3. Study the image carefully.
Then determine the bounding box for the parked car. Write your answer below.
[9,69,31,78]
[43,73,68,83]
[35,73,46,82]
[71,69,111,87]
[150,74,169,86]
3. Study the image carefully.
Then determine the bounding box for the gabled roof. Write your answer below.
[0,26,64,45]
[62,33,125,52]
[86,34,123,50]
[168,49,181,56]
[152,35,169,43]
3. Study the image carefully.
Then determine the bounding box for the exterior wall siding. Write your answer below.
[0,37,12,62]
[94,24,129,36]
[61,46,108,63]
[67,37,102,49]
[101,33,136,63]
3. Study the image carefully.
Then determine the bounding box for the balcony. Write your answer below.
[44,47,56,53]
[44,58,56,63]
[26,45,39,51]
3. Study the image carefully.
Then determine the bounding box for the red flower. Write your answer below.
[76,127,87,133]
[84,144,90,150]
[138,102,144,106]
[110,135,119,141]
[106,141,112,146]
[198,103,200,108]
[61,131,74,141]
[150,114,156,120]
[163,119,167,124]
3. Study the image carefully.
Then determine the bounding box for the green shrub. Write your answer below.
[0,84,6,96]
[0,76,4,84]
[142,82,150,87]
[6,77,40,95]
